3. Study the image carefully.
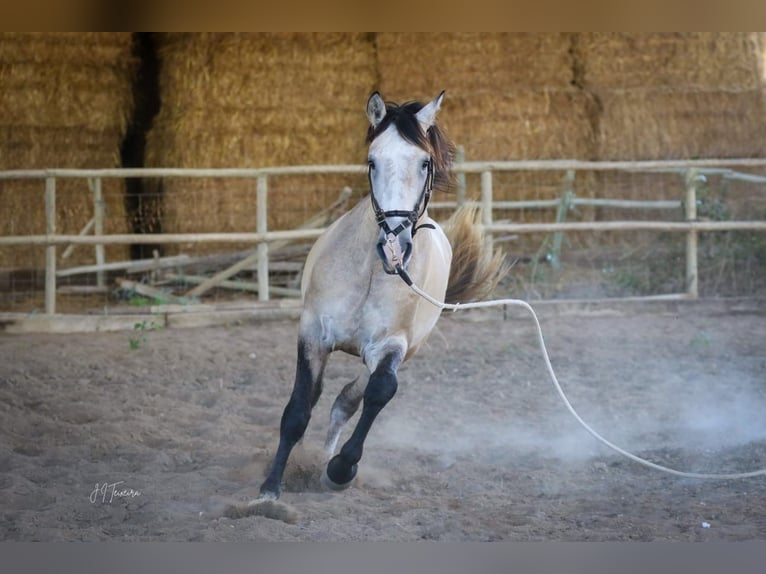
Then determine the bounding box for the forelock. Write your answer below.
[366,101,430,152]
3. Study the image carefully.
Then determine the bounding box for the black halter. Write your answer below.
[368,158,436,238]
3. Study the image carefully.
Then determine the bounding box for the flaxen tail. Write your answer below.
[443,205,509,304]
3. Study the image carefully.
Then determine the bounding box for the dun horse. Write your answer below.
[258,91,506,500]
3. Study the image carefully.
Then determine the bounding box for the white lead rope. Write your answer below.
[406,280,766,480]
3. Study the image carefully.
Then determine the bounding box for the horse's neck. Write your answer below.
[341,196,381,251]
[305,198,379,286]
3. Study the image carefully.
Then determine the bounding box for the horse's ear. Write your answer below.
[416,91,445,129]
[366,92,386,129]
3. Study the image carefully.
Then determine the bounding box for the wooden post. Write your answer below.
[685,169,699,298]
[481,170,493,249]
[91,177,106,288]
[481,171,494,249]
[455,145,466,207]
[257,175,269,302]
[548,170,575,269]
[45,177,56,314]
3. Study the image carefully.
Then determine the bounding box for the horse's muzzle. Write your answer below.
[376,231,413,275]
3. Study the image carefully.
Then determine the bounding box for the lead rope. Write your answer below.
[397,266,766,480]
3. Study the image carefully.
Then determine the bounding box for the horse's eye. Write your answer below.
[368,160,376,171]
[421,160,430,170]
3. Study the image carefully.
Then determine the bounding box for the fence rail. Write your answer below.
[2,158,766,315]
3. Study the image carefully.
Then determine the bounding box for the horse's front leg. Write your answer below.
[258,336,328,500]
[322,347,403,490]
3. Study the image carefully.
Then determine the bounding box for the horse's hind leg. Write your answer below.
[258,338,328,500]
[322,349,402,491]
[324,374,366,460]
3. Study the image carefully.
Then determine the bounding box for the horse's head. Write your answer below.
[365,91,453,275]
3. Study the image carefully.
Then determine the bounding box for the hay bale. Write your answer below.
[377,33,575,95]
[144,33,377,255]
[581,33,766,161]
[596,88,766,160]
[584,31,766,255]
[0,32,136,269]
[446,90,596,161]
[580,33,763,90]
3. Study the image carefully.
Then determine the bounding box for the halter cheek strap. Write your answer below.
[369,159,436,238]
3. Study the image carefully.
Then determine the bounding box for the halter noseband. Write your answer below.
[368,158,436,239]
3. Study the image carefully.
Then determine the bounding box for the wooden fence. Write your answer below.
[1,159,766,316]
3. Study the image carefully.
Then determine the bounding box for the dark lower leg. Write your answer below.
[325,352,400,486]
[259,340,326,498]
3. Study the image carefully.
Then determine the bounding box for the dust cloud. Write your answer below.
[369,367,766,471]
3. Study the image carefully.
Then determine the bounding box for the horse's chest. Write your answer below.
[314,293,404,354]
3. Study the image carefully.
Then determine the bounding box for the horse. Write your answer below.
[257,91,506,501]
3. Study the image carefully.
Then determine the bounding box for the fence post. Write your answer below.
[548,170,575,269]
[91,177,106,288]
[44,177,56,314]
[481,170,493,248]
[684,169,699,298]
[257,175,270,302]
[455,145,466,207]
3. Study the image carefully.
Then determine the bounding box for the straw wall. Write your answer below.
[580,33,766,160]
[0,32,136,269]
[579,33,766,242]
[376,33,593,159]
[143,33,376,255]
[376,33,575,95]
[595,88,766,160]
[581,32,763,91]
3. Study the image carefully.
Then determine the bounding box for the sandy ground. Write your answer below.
[1,298,765,541]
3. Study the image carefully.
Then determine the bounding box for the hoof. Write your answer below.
[320,467,356,491]
[321,455,358,491]
[258,476,281,501]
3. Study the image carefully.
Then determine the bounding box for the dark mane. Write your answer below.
[366,99,456,193]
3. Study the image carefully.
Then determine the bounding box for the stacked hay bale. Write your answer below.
[584,32,765,160]
[0,32,136,269]
[144,33,377,255]
[377,33,593,159]
[581,33,766,221]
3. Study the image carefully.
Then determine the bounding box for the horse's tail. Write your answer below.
[443,205,509,304]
